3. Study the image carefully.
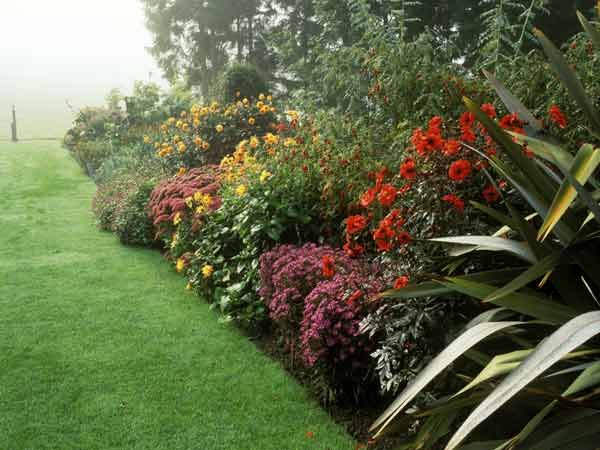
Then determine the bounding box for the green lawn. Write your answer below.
[0,140,354,450]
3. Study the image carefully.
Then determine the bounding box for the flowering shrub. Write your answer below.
[147,167,221,250]
[300,271,383,400]
[259,243,361,333]
[143,95,278,173]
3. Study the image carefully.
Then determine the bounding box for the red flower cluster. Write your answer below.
[372,209,410,252]
[499,113,525,135]
[345,215,369,235]
[442,194,465,212]
[549,105,568,129]
[322,255,335,278]
[411,116,445,156]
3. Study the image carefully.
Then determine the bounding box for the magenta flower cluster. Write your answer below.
[301,273,382,367]
[259,243,380,370]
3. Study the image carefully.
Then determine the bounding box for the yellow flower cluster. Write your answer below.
[202,264,214,279]
[220,141,263,183]
[183,191,214,215]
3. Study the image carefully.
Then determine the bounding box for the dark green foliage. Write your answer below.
[221,64,269,101]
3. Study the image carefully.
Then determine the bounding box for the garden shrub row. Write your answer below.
[64,18,600,449]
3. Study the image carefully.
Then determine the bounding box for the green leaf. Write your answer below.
[483,252,564,303]
[444,311,600,450]
[370,321,523,437]
[378,268,527,300]
[564,360,600,396]
[442,278,578,324]
[482,70,542,134]
[534,28,600,134]
[538,145,600,241]
[577,10,600,53]
[429,236,537,264]
[509,132,574,172]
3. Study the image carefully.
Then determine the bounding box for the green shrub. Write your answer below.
[113,179,157,247]
[219,63,269,103]
[72,139,115,178]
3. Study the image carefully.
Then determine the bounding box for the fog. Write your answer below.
[0,0,165,139]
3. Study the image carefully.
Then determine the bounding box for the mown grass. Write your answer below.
[0,140,355,450]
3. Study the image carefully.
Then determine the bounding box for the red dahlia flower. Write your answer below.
[499,113,525,134]
[448,159,472,181]
[345,215,368,235]
[444,140,461,157]
[322,255,335,278]
[397,230,412,245]
[549,105,568,129]
[399,158,417,180]
[481,103,497,118]
[343,240,365,258]
[360,188,377,208]
[378,184,397,207]
[482,184,501,204]
[393,276,410,289]
[442,194,465,212]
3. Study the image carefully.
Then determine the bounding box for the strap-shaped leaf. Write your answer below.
[577,11,600,53]
[370,321,523,437]
[509,132,574,172]
[483,70,543,134]
[534,28,600,134]
[538,145,600,241]
[444,311,600,450]
[483,251,564,303]
[442,278,578,324]
[378,268,526,300]
[429,236,537,263]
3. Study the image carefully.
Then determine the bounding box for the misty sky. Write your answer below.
[0,0,165,138]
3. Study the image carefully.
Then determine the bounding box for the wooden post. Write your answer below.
[11,105,18,142]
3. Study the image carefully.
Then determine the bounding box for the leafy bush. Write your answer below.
[219,63,269,102]
[113,179,157,247]
[92,173,157,247]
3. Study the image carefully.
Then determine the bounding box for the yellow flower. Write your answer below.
[177,167,187,177]
[250,136,259,149]
[185,197,193,208]
[267,95,273,102]
[202,265,214,279]
[176,258,186,273]
[259,93,265,101]
[167,117,176,125]
[202,141,210,150]
[235,90,241,98]
[195,205,205,215]
[264,133,279,145]
[284,137,296,148]
[178,142,187,153]
[194,136,203,147]
[286,110,299,121]
[173,212,182,225]
[180,110,187,118]
[216,124,224,133]
[248,117,256,126]
[257,101,264,109]
[201,193,213,208]
[176,119,183,129]
[260,170,272,183]
[242,98,249,105]
[170,233,179,249]
[260,105,270,114]
[193,118,200,128]
[235,184,248,197]
[143,135,151,144]
[182,123,190,132]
